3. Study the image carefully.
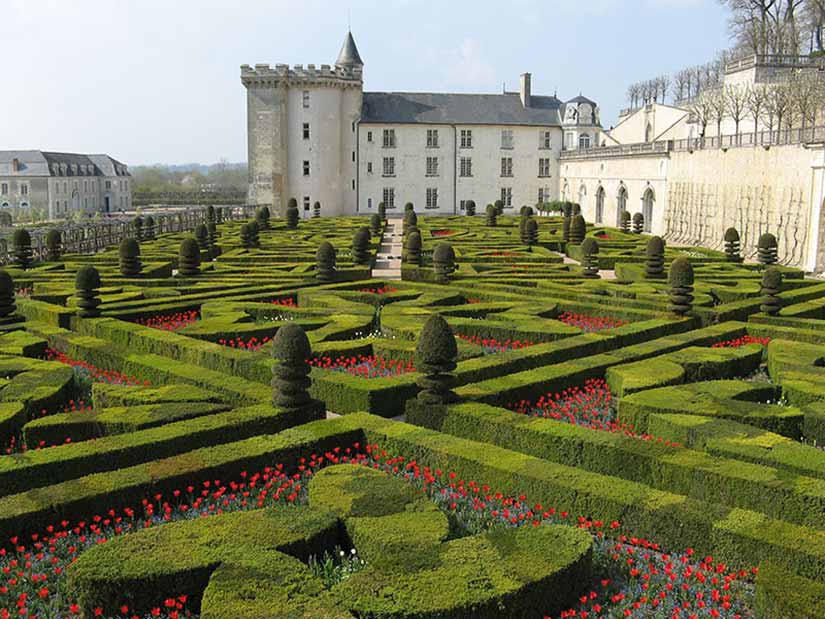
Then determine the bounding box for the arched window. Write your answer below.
[0,203,9,209]
[616,185,628,227]
[645,123,653,142]
[578,184,587,213]
[578,134,591,149]
[642,188,654,232]
[562,181,569,201]
[595,187,604,223]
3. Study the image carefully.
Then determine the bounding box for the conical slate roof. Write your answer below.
[336,31,363,67]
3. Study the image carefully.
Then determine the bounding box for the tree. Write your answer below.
[632,212,644,234]
[760,267,783,315]
[316,242,336,282]
[240,223,255,249]
[645,236,666,278]
[485,204,497,227]
[75,265,102,318]
[144,215,156,240]
[270,322,317,413]
[672,69,691,103]
[524,218,539,251]
[256,206,271,230]
[285,203,299,228]
[13,228,33,270]
[194,224,210,252]
[494,199,504,216]
[0,271,17,319]
[746,83,768,134]
[46,229,62,261]
[178,238,201,276]
[351,227,371,265]
[313,201,321,218]
[724,227,744,262]
[378,202,387,221]
[465,200,476,216]
[404,231,422,266]
[119,238,142,277]
[414,314,458,405]
[432,243,457,283]
[569,215,586,245]
[689,92,714,138]
[668,257,695,316]
[725,84,749,140]
[758,232,779,264]
[581,238,600,278]
[370,213,382,235]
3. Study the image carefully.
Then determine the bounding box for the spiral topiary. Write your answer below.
[525,218,539,250]
[12,228,33,270]
[758,232,778,266]
[75,265,102,318]
[432,243,457,284]
[378,202,387,221]
[485,204,497,227]
[724,227,743,263]
[194,224,210,252]
[569,215,586,245]
[316,242,336,282]
[207,221,220,253]
[206,205,217,226]
[0,270,17,319]
[581,238,600,278]
[645,236,666,279]
[118,238,142,277]
[271,322,316,413]
[132,216,144,241]
[494,199,504,216]
[240,223,255,248]
[465,200,476,216]
[313,201,321,218]
[760,267,782,316]
[370,213,382,235]
[668,257,694,316]
[143,215,156,240]
[632,212,644,234]
[620,210,631,233]
[45,229,62,261]
[178,238,201,277]
[351,227,372,265]
[415,314,458,405]
[404,230,422,266]
[256,205,271,230]
[286,198,299,228]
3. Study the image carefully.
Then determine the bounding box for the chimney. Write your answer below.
[520,73,531,108]
[11,158,19,173]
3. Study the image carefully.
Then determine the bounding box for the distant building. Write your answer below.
[0,151,132,219]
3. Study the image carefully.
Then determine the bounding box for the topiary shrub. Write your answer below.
[520,205,534,217]
[0,270,17,319]
[45,229,62,261]
[143,215,156,240]
[351,227,372,265]
[571,203,582,216]
[758,232,778,265]
[668,257,694,316]
[581,238,600,278]
[206,205,216,225]
[12,228,33,270]
[415,314,458,405]
[178,238,201,277]
[404,202,415,213]
[645,236,666,279]
[316,242,336,282]
[561,214,571,243]
[494,199,504,216]
[404,231,422,266]
[207,221,219,252]
[256,206,271,230]
[519,216,529,245]
[240,223,255,248]
[569,215,586,245]
[485,204,497,227]
[432,243,457,284]
[286,199,299,228]
[465,200,476,216]
[194,224,210,252]
[313,201,321,218]
[132,216,144,241]
[370,213,382,235]
[0,212,13,227]
[760,267,782,316]
[75,265,102,318]
[271,322,315,413]
[118,238,142,277]
[724,227,743,263]
[620,210,631,233]
[632,212,644,234]
[378,202,387,221]
[249,220,260,247]
[525,218,539,251]
[403,209,417,234]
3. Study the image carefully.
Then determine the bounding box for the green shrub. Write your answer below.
[286,203,299,228]
[316,242,337,282]
[724,227,742,263]
[465,200,476,216]
[761,267,782,316]
[177,238,201,277]
[668,257,694,316]
[12,228,33,269]
[256,205,271,230]
[620,210,631,233]
[271,322,318,413]
[194,223,210,252]
[415,314,458,405]
[351,227,372,265]
[46,229,62,261]
[645,236,666,278]
[569,215,586,245]
[485,204,497,227]
[580,238,599,278]
[378,201,387,221]
[404,231,422,266]
[632,212,644,234]
[758,232,778,265]
[432,243,456,283]
[369,213,382,235]
[75,265,102,318]
[0,270,16,319]
[118,238,142,277]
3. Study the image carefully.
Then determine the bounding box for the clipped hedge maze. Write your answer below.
[0,211,823,618]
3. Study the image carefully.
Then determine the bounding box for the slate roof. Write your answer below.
[360,92,563,126]
[336,31,364,67]
[0,151,130,177]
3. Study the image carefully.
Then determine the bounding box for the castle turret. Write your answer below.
[336,31,364,69]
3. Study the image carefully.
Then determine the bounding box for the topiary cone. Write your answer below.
[668,257,694,316]
[118,238,142,277]
[569,215,586,245]
[561,215,571,243]
[415,314,458,405]
[620,210,631,233]
[632,212,644,234]
[404,231,422,266]
[465,200,476,216]
[370,213,382,236]
[271,322,314,412]
[75,265,102,318]
[316,242,336,282]
[178,238,201,276]
[724,227,743,263]
[256,206,271,230]
[760,267,782,316]
[525,218,538,250]
[45,229,62,261]
[581,238,600,278]
[758,232,778,266]
[285,200,299,229]
[645,236,666,279]
[403,209,417,234]
[485,204,497,227]
[143,215,156,240]
[351,227,372,265]
[494,199,504,216]
[194,224,210,252]
[433,243,457,283]
[12,228,33,270]
[0,270,17,319]
[378,202,387,221]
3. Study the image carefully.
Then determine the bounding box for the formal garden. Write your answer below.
[0,200,822,619]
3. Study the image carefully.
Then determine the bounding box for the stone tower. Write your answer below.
[241,31,364,217]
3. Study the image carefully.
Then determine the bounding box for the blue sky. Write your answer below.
[3,0,730,165]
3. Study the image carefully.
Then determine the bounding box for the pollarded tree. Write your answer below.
[75,265,102,318]
[581,238,600,278]
[195,224,210,252]
[271,322,319,414]
[240,223,255,248]
[525,218,539,251]
[620,210,632,233]
[404,230,422,266]
[645,236,666,279]
[494,199,504,216]
[286,199,299,229]
[724,227,743,263]
[569,215,586,245]
[465,200,476,216]
[760,267,783,316]
[632,212,644,234]
[178,238,201,277]
[485,204,497,227]
[668,257,694,316]
[370,213,382,235]
[415,314,458,405]
[45,229,62,261]
[0,270,17,319]
[316,241,336,282]
[13,228,33,270]
[758,232,778,266]
[432,242,457,283]
[256,206,271,230]
[144,215,156,240]
[351,226,372,265]
[378,202,387,221]
[119,238,142,277]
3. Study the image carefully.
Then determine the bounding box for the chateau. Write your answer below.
[241,31,602,218]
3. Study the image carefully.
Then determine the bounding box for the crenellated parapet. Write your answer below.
[240,62,362,89]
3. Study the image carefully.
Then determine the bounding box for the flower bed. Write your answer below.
[456,334,533,354]
[431,229,456,237]
[711,335,771,348]
[217,336,270,352]
[268,297,297,307]
[46,348,148,387]
[558,312,627,333]
[134,311,199,332]
[308,354,414,378]
[357,286,398,295]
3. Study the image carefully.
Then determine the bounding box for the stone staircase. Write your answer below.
[371,219,402,280]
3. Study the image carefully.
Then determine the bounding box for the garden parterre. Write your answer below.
[0,208,823,618]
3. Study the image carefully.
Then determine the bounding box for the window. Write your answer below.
[63,182,67,193]
[538,187,551,204]
[500,157,513,177]
[303,123,310,139]
[459,157,472,177]
[540,130,552,149]
[426,156,439,177]
[303,160,310,176]
[426,188,439,209]
[1,183,7,195]
[367,162,373,174]
[20,184,28,196]
[84,181,88,192]
[565,132,574,150]
[367,131,373,143]
[105,180,111,190]
[460,199,468,211]
[500,187,512,208]
[303,196,311,211]
[426,129,439,148]
[501,129,514,149]
[352,151,355,162]
[383,187,396,209]
[382,129,396,148]
[352,121,355,133]
[302,90,310,108]
[382,157,395,177]
[538,158,551,177]
[460,129,472,148]
[352,179,355,190]
[579,134,591,149]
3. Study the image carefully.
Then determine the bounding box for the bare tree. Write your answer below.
[673,69,690,102]
[658,74,672,103]
[706,88,728,136]
[689,92,714,137]
[692,65,705,96]
[765,81,793,134]
[725,83,749,138]
[788,69,821,131]
[746,82,769,132]
[803,0,825,51]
